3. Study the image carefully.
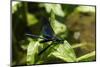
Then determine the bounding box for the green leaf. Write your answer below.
[27,13,38,26]
[27,40,42,65]
[51,41,77,62]
[27,41,38,64]
[50,12,67,38]
[43,41,76,62]
[44,4,65,17]
[76,6,95,12]
[51,19,67,38]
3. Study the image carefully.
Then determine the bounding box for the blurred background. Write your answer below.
[12,1,96,66]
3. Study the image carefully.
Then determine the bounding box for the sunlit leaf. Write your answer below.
[27,13,38,26]
[51,20,67,38]
[27,40,40,65]
[51,41,77,62]
[76,6,95,12]
[44,4,65,17]
[50,12,67,38]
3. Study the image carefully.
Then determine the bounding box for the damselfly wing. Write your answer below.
[40,17,56,43]
[26,17,63,43]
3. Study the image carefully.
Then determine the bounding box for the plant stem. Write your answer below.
[76,51,95,61]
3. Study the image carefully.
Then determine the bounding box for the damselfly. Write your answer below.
[26,17,64,55]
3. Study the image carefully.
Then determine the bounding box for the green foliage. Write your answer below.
[27,39,40,64]
[27,39,76,65]
[12,1,96,66]
[43,4,65,17]
[52,41,76,62]
[27,13,38,26]
[76,6,95,12]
